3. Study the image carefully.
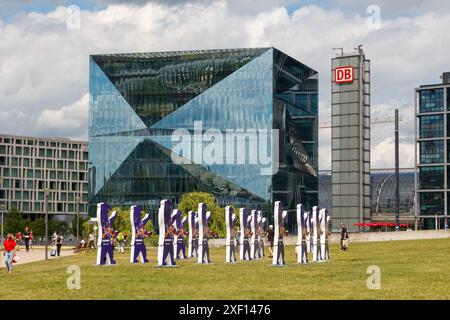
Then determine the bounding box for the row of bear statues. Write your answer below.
[95,200,330,267]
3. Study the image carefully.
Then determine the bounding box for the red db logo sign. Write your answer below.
[335,66,354,84]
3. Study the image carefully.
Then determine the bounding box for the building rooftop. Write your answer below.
[418,72,450,88]
[0,133,87,144]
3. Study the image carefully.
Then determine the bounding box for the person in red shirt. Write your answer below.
[15,231,22,251]
[3,233,17,273]
[29,230,34,250]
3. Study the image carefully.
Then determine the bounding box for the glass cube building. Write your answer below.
[415,72,450,230]
[88,48,318,229]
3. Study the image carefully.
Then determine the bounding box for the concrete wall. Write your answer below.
[285,230,450,245]
[208,230,450,247]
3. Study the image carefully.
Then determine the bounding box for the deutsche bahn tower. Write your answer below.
[331,46,371,232]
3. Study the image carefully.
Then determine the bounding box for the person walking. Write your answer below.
[265,225,274,258]
[236,227,241,247]
[52,231,58,246]
[56,232,64,256]
[29,230,34,250]
[340,223,349,252]
[88,232,96,249]
[3,233,17,273]
[116,232,125,254]
[15,231,22,251]
[23,226,31,252]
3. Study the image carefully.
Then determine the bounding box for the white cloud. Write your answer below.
[37,93,88,140]
[371,137,415,169]
[0,1,449,169]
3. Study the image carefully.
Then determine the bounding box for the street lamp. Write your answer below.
[0,203,5,244]
[76,196,81,244]
[0,203,5,269]
[44,188,51,260]
[93,225,98,248]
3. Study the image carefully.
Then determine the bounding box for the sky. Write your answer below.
[1,0,450,170]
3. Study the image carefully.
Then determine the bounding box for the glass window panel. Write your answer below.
[420,192,444,215]
[419,89,444,113]
[419,166,444,189]
[419,115,444,138]
[421,140,444,164]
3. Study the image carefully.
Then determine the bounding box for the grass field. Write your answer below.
[1,238,449,300]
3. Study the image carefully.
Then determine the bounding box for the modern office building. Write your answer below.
[0,134,89,220]
[415,72,450,230]
[89,47,319,227]
[331,47,371,231]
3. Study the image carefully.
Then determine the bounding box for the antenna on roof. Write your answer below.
[332,48,343,57]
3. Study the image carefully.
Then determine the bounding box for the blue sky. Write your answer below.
[0,0,432,22]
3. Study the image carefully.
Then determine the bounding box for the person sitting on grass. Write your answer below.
[74,237,86,253]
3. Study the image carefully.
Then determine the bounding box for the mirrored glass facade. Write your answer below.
[89,48,318,229]
[419,89,444,113]
[416,72,450,229]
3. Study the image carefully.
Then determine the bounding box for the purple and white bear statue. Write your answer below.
[272,201,287,266]
[172,209,188,260]
[239,208,251,260]
[225,206,237,263]
[188,211,198,258]
[96,202,117,266]
[157,199,176,266]
[197,203,211,264]
[130,205,151,263]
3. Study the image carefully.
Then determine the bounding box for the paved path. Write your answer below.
[0,247,74,268]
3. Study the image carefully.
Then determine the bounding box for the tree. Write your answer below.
[71,215,89,238]
[48,220,70,236]
[2,208,69,237]
[4,208,29,235]
[111,207,154,236]
[178,192,232,237]
[28,218,45,236]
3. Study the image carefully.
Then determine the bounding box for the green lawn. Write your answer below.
[1,238,449,300]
